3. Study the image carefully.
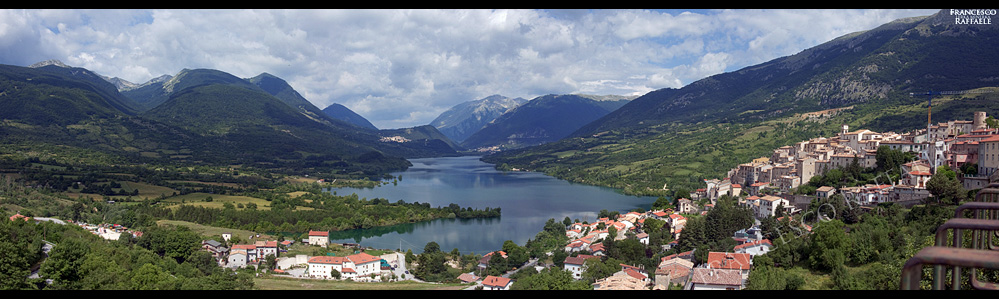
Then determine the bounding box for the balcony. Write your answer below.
[900,185,999,290]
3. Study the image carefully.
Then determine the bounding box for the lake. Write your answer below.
[328,155,657,254]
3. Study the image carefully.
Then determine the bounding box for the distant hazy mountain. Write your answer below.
[460,94,633,150]
[430,95,526,143]
[322,103,378,130]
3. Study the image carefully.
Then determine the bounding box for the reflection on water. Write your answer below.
[328,155,655,254]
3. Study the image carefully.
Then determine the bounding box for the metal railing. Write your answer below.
[900,184,999,290]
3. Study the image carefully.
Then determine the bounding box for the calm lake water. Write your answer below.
[328,155,656,254]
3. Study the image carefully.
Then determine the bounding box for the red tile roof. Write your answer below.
[734,239,773,251]
[655,262,692,279]
[308,256,348,264]
[564,255,600,265]
[308,230,329,237]
[622,268,647,280]
[232,244,257,250]
[457,273,480,283]
[482,275,512,288]
[347,252,381,265]
[661,250,694,262]
[706,252,752,270]
[691,268,743,287]
[255,241,278,247]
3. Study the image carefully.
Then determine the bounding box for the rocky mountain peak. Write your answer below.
[28,59,70,68]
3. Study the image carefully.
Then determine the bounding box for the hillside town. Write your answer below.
[530,110,999,290]
[695,111,998,215]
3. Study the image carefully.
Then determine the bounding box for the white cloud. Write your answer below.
[0,9,940,129]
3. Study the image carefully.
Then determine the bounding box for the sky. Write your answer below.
[0,9,941,129]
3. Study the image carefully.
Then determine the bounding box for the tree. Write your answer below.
[694,244,710,265]
[808,220,851,271]
[484,253,508,277]
[263,254,278,271]
[136,226,201,264]
[130,263,176,290]
[551,250,569,268]
[502,240,528,267]
[875,146,914,174]
[510,268,591,290]
[415,242,448,281]
[652,196,672,210]
[184,250,218,276]
[597,209,619,219]
[672,187,691,202]
[643,218,672,249]
[40,237,90,288]
[0,220,43,290]
[610,238,646,265]
[926,165,967,204]
[581,257,622,283]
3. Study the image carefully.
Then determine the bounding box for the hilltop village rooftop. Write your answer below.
[695,111,998,212]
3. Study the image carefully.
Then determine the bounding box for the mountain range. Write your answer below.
[429,95,527,144]
[0,63,460,176]
[484,9,999,195]
[458,94,634,151]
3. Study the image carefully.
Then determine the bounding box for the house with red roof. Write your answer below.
[457,273,480,283]
[9,213,30,222]
[482,275,513,290]
[733,239,773,256]
[255,240,279,259]
[231,244,258,263]
[619,264,650,285]
[228,249,248,269]
[706,252,752,280]
[667,213,686,233]
[746,181,770,196]
[307,252,383,280]
[636,232,649,245]
[655,257,694,288]
[691,268,744,290]
[589,243,606,256]
[563,254,600,280]
[308,230,329,248]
